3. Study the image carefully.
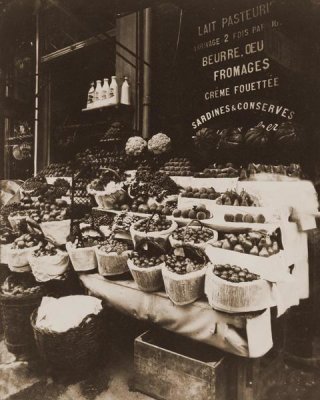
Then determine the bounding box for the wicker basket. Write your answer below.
[127,259,164,292]
[30,308,104,378]
[95,247,131,276]
[0,290,43,355]
[162,265,207,306]
[66,242,97,272]
[169,220,218,250]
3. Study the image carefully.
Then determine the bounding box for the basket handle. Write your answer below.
[186,219,205,230]
[144,211,163,234]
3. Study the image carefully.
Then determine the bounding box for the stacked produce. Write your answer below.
[171,204,211,220]
[159,157,195,176]
[239,163,302,180]
[133,216,173,233]
[224,212,265,223]
[216,189,257,206]
[273,121,301,147]
[112,212,141,235]
[193,127,220,153]
[211,231,280,257]
[194,163,239,178]
[41,162,73,177]
[244,125,269,147]
[180,186,220,200]
[100,121,129,142]
[130,169,179,204]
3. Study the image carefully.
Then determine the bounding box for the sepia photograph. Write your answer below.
[0,0,320,399]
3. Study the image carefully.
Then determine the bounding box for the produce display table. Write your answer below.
[79,273,296,358]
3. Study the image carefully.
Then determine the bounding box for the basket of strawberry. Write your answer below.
[95,236,132,276]
[162,247,209,306]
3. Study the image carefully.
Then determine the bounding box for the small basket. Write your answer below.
[66,242,97,272]
[95,247,131,276]
[127,259,164,292]
[28,251,70,282]
[7,244,40,273]
[40,219,71,246]
[130,215,178,252]
[169,220,218,250]
[30,308,104,378]
[162,265,207,306]
[0,288,44,355]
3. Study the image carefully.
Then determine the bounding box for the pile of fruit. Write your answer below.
[130,170,179,203]
[216,189,257,206]
[100,121,129,142]
[212,231,280,257]
[21,175,47,193]
[165,254,205,275]
[217,127,244,149]
[213,264,260,283]
[98,237,132,255]
[244,126,269,147]
[88,169,124,192]
[32,242,58,257]
[180,186,220,200]
[35,198,70,222]
[171,226,215,244]
[193,127,220,152]
[41,163,73,177]
[194,163,239,178]
[224,213,265,223]
[159,158,195,176]
[129,252,164,268]
[172,204,211,220]
[68,235,102,249]
[10,232,43,250]
[133,215,173,232]
[240,163,302,179]
[112,212,141,233]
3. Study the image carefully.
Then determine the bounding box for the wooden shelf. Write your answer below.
[82,103,132,112]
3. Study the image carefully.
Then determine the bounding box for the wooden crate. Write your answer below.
[134,329,229,400]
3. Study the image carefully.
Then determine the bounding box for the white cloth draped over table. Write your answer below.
[79,274,279,358]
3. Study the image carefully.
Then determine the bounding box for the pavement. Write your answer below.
[1,320,320,400]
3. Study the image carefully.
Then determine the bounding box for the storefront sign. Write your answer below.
[180,0,317,131]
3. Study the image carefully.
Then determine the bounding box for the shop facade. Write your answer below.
[1,1,320,399]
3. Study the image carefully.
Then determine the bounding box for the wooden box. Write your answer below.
[134,329,228,400]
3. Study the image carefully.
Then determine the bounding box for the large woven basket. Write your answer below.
[127,259,164,292]
[30,308,104,378]
[0,291,43,355]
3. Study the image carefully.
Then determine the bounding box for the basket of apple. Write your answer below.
[66,226,104,272]
[169,220,218,250]
[28,241,70,282]
[130,213,178,252]
[39,198,71,246]
[162,247,209,306]
[127,242,165,292]
[95,236,132,276]
[7,232,44,273]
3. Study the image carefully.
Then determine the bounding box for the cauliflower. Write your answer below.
[148,133,171,155]
[125,136,147,156]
